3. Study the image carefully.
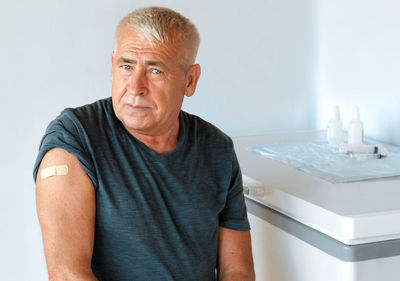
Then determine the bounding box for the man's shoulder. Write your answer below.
[181,111,233,148]
[60,97,112,121]
[46,97,114,138]
[51,97,111,128]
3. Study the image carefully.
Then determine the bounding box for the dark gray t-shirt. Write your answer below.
[33,98,250,281]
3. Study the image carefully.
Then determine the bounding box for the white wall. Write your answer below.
[1,0,316,280]
[185,0,317,135]
[316,0,400,145]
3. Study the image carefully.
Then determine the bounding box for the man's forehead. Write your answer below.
[114,45,173,67]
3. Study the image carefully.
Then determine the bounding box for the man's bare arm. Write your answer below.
[217,227,255,281]
[36,148,98,281]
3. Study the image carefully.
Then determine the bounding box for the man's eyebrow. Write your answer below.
[146,60,167,70]
[117,57,136,64]
[117,57,167,69]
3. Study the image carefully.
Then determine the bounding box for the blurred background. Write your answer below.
[1,0,399,279]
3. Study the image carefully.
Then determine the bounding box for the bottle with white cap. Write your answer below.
[348,106,364,145]
[327,105,344,147]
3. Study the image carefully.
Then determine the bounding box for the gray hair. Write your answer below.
[115,7,200,68]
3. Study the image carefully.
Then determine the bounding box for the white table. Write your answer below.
[233,131,400,281]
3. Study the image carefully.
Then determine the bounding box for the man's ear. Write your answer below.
[184,64,201,97]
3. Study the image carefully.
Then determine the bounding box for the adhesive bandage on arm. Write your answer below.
[40,165,69,179]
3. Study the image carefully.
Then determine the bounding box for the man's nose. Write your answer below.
[128,69,147,96]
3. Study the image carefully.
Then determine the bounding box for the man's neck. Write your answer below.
[128,122,180,154]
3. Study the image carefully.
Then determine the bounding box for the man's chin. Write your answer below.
[122,119,154,135]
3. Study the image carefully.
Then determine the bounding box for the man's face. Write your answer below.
[111,27,192,136]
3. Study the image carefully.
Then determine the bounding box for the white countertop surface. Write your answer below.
[233,131,400,245]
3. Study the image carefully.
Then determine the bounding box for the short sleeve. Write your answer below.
[219,149,250,231]
[33,110,98,189]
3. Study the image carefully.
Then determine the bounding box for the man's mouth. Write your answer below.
[127,104,149,112]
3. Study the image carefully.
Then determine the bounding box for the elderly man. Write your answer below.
[34,7,254,281]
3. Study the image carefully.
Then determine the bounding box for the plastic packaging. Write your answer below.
[327,106,344,147]
[348,106,364,145]
[248,141,400,183]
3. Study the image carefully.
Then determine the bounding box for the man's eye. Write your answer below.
[121,65,131,70]
[151,69,163,74]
